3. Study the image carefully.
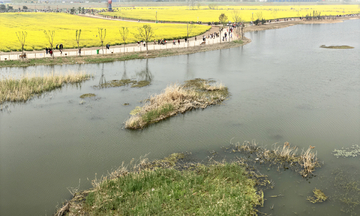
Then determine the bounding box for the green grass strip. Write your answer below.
[84,163,260,215]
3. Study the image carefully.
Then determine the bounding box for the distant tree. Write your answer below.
[98,28,106,54]
[219,27,223,44]
[81,7,85,14]
[219,13,228,26]
[119,27,129,52]
[186,23,194,44]
[75,29,81,54]
[208,4,218,10]
[232,10,243,39]
[232,10,242,23]
[70,7,75,14]
[271,9,278,20]
[133,25,155,53]
[255,12,263,21]
[188,0,196,10]
[78,7,81,14]
[43,30,55,58]
[240,23,245,40]
[197,3,201,10]
[0,5,6,12]
[15,31,27,57]
[313,10,321,19]
[22,6,28,10]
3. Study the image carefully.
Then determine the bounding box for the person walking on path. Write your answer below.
[178,39,180,45]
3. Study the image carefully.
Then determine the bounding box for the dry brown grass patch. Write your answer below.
[125,79,229,129]
[0,72,92,104]
[231,139,320,178]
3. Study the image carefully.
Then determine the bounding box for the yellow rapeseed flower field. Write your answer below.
[0,13,210,52]
[101,5,360,23]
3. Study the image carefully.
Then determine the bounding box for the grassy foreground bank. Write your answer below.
[56,153,265,215]
[125,79,229,129]
[0,39,247,68]
[0,72,92,104]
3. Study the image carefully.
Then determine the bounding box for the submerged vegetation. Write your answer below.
[332,169,360,215]
[80,93,96,99]
[229,140,319,177]
[125,79,229,129]
[56,153,266,216]
[0,72,92,104]
[94,79,150,89]
[333,144,360,158]
[307,188,328,203]
[320,45,354,49]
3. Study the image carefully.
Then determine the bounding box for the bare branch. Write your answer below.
[119,27,129,52]
[15,31,27,55]
[133,25,155,53]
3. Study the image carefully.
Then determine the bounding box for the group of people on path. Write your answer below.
[41,25,239,56]
[45,44,63,56]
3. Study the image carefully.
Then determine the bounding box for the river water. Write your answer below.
[1,19,359,216]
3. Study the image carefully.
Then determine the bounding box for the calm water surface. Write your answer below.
[1,19,359,215]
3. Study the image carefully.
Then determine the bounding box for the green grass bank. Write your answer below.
[56,153,265,216]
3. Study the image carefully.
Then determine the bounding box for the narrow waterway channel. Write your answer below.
[0,19,359,216]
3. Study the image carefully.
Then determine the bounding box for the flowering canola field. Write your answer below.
[101,5,360,23]
[0,13,210,52]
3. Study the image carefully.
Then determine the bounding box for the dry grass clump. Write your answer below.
[125,79,229,129]
[320,45,354,49]
[299,147,318,177]
[231,140,319,177]
[273,142,298,161]
[0,72,92,104]
[307,188,328,203]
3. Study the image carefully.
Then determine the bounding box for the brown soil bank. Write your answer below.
[0,38,250,68]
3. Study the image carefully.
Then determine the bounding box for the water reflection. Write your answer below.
[136,59,153,83]
[185,54,195,79]
[98,63,106,87]
[121,61,128,80]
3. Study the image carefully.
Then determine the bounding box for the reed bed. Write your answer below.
[125,79,229,129]
[0,72,92,104]
[231,140,319,177]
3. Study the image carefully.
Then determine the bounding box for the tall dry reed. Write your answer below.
[0,72,91,104]
[125,81,228,129]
